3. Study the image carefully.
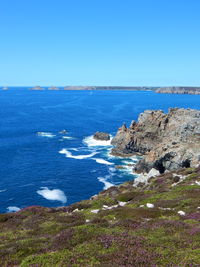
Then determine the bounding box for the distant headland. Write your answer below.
[1,86,200,94]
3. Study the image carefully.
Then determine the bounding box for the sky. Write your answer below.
[0,0,200,86]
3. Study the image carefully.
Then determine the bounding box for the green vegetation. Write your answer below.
[1,166,200,266]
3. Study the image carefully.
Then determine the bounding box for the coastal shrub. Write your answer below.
[116,191,142,202]
[20,249,73,267]
[65,201,92,212]
[0,213,12,223]
[106,234,159,266]
[154,199,178,208]
[103,206,171,220]
[113,219,140,230]
[183,167,196,175]
[90,196,117,209]
[184,212,200,221]
[187,173,199,180]
[90,217,109,227]
[51,228,74,250]
[55,212,85,227]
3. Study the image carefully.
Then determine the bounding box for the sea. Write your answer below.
[0,88,200,213]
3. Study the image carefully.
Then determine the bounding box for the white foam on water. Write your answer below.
[109,167,116,173]
[37,187,67,203]
[0,189,6,193]
[98,177,114,190]
[7,206,21,213]
[122,159,137,165]
[71,148,79,151]
[59,148,97,159]
[93,158,114,165]
[18,183,34,188]
[83,135,112,147]
[37,132,55,138]
[62,136,74,140]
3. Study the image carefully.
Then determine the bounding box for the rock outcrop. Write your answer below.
[64,86,157,91]
[48,86,59,90]
[30,86,44,90]
[93,131,110,141]
[156,86,200,95]
[111,108,200,173]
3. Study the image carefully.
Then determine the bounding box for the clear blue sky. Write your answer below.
[0,0,200,86]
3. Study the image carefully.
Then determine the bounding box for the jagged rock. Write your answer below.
[93,132,110,141]
[115,165,126,169]
[111,108,200,173]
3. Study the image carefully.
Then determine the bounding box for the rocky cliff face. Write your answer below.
[111,108,200,173]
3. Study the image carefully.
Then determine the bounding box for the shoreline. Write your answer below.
[1,86,200,94]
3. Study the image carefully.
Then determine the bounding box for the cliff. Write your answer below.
[156,86,200,95]
[111,108,200,173]
[64,86,157,91]
[1,166,200,266]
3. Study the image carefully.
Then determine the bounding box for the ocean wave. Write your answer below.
[0,189,6,193]
[37,132,55,138]
[98,176,114,190]
[83,135,112,147]
[62,136,74,140]
[120,165,134,174]
[18,183,34,188]
[93,158,114,165]
[37,187,67,203]
[71,148,79,151]
[59,148,97,159]
[7,206,21,213]
[108,167,116,172]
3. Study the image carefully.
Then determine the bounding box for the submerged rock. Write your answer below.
[93,131,110,141]
[111,108,200,173]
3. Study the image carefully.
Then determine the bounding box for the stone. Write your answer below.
[178,210,186,216]
[111,108,200,174]
[93,132,110,141]
[91,209,99,214]
[146,203,154,208]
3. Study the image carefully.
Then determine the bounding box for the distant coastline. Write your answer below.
[1,86,200,95]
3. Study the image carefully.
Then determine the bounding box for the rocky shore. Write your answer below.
[1,108,200,266]
[3,86,200,94]
[111,108,200,174]
[156,86,200,95]
[93,131,110,141]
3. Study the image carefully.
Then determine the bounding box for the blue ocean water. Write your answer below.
[0,88,200,213]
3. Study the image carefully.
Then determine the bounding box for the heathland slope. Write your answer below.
[1,167,200,266]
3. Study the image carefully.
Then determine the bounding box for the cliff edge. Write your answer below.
[111,108,200,173]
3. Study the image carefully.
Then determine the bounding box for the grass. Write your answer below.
[1,167,200,266]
